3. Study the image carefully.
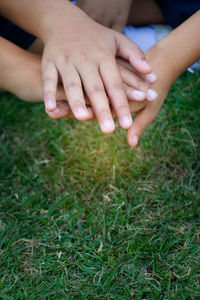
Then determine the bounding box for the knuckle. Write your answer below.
[116,105,129,113]
[87,85,104,97]
[75,48,88,61]
[72,99,85,108]
[55,55,70,68]
[109,82,124,93]
[65,81,81,91]
[98,109,110,117]
[44,90,54,97]
[42,59,55,72]
[43,75,54,83]
[99,51,112,62]
[42,58,52,67]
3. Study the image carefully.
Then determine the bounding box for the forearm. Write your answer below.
[0,37,25,90]
[0,0,85,41]
[150,10,200,83]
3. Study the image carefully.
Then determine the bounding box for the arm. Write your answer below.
[0,0,153,134]
[0,36,43,101]
[127,10,200,147]
[0,36,71,116]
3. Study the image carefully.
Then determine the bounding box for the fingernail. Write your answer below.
[132,90,145,100]
[147,88,158,101]
[121,116,132,128]
[145,72,157,83]
[54,107,60,114]
[101,120,115,133]
[132,135,138,147]
[46,98,56,111]
[75,107,88,118]
[141,59,151,69]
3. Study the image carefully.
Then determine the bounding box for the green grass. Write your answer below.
[0,72,200,299]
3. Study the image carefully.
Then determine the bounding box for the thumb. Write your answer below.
[127,107,155,147]
[115,32,152,75]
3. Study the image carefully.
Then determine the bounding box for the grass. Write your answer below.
[0,71,200,299]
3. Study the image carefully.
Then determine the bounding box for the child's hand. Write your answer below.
[47,59,158,120]
[77,0,132,32]
[41,2,153,134]
[2,41,152,123]
[126,46,175,147]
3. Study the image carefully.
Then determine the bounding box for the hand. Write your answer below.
[47,58,158,120]
[126,45,175,147]
[41,3,153,134]
[3,45,153,122]
[77,0,132,32]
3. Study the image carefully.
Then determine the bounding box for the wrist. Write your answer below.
[143,42,177,102]
[39,2,88,43]
[145,42,178,87]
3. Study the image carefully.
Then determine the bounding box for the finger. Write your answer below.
[115,32,152,75]
[125,86,146,101]
[119,64,148,91]
[46,100,71,120]
[79,64,115,133]
[56,85,95,120]
[42,61,58,112]
[117,57,157,84]
[100,60,132,129]
[119,64,158,101]
[125,83,158,103]
[128,100,147,114]
[127,107,155,147]
[58,64,91,121]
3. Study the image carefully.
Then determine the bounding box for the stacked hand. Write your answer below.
[5,41,169,148]
[41,2,155,134]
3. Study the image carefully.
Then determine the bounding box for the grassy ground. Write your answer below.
[0,72,200,299]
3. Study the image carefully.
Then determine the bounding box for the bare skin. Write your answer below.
[77,0,132,32]
[76,0,200,147]
[0,0,154,134]
[1,1,199,148]
[76,0,165,30]
[127,10,200,147]
[0,37,149,122]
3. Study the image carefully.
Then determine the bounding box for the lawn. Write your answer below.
[0,71,200,299]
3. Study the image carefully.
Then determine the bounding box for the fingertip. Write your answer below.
[74,107,91,121]
[45,97,56,111]
[127,89,146,101]
[128,134,139,148]
[100,119,115,134]
[132,59,152,74]
[119,115,132,129]
[145,72,157,83]
[146,88,158,101]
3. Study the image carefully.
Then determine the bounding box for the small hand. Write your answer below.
[41,4,152,134]
[47,60,158,121]
[126,47,173,147]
